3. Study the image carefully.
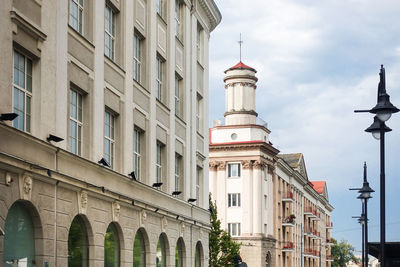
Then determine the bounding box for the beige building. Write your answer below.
[209,61,334,267]
[0,0,221,266]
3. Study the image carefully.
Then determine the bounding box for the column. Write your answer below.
[253,160,264,234]
[242,160,252,234]
[216,162,227,227]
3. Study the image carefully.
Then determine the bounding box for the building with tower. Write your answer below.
[209,61,334,267]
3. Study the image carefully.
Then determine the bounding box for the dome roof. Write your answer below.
[224,61,256,73]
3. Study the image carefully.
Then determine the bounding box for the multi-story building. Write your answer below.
[209,61,334,267]
[0,0,221,266]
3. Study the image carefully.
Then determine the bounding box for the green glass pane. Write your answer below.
[104,224,119,267]
[68,216,88,267]
[4,202,35,267]
[133,232,145,267]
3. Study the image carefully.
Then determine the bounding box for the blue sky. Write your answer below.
[209,0,400,253]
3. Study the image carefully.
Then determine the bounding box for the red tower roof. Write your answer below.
[310,181,326,194]
[225,61,256,73]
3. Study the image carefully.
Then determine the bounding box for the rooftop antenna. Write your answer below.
[238,33,243,62]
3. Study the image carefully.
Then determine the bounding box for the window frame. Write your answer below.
[156,0,164,18]
[228,223,241,237]
[196,94,202,132]
[156,142,163,184]
[175,75,183,117]
[69,88,83,155]
[175,0,182,39]
[196,167,202,206]
[105,4,116,60]
[228,163,241,178]
[104,110,115,168]
[12,49,33,133]
[156,57,164,101]
[228,193,241,208]
[174,153,181,192]
[133,128,142,180]
[69,0,84,34]
[133,33,142,83]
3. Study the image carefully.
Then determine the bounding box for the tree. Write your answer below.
[331,239,359,267]
[209,194,241,267]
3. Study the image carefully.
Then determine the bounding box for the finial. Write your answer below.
[238,33,243,62]
[363,162,367,182]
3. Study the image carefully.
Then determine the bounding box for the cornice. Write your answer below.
[210,141,279,156]
[198,0,222,32]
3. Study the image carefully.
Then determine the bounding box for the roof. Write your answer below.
[310,181,326,194]
[225,61,256,73]
[278,153,302,168]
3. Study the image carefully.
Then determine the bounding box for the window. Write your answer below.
[156,234,166,267]
[69,0,84,34]
[175,75,182,117]
[13,50,32,132]
[196,94,202,132]
[175,0,182,38]
[68,216,89,266]
[133,128,141,180]
[156,57,164,101]
[105,4,115,60]
[264,195,267,209]
[69,89,83,155]
[156,0,163,18]
[175,238,184,267]
[228,223,241,236]
[104,111,115,168]
[156,142,163,184]
[228,193,241,207]
[264,168,268,181]
[264,224,268,234]
[175,154,181,192]
[133,33,142,83]
[196,25,202,63]
[133,230,146,267]
[104,223,120,267]
[228,163,241,178]
[196,167,202,206]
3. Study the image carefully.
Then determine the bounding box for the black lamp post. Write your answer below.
[355,65,399,266]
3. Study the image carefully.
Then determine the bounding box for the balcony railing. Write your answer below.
[282,191,294,202]
[282,215,296,226]
[304,248,314,256]
[326,255,334,261]
[304,227,313,236]
[304,207,315,217]
[326,237,334,244]
[282,241,294,251]
[326,222,333,229]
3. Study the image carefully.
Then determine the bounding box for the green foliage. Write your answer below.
[68,216,88,267]
[331,238,359,267]
[209,194,241,267]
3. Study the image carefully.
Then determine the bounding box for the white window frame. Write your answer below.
[175,154,181,192]
[156,142,163,184]
[228,223,241,237]
[133,128,141,180]
[196,167,201,206]
[175,0,182,38]
[133,33,142,83]
[12,50,32,133]
[196,25,202,63]
[69,89,83,155]
[196,94,202,132]
[156,0,163,17]
[104,110,115,168]
[156,57,163,101]
[228,163,241,178]
[264,195,267,209]
[105,4,115,60]
[69,0,84,34]
[228,193,241,207]
[175,75,182,117]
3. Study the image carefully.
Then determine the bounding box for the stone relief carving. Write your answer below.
[217,161,226,171]
[20,173,33,200]
[209,161,219,170]
[241,160,252,169]
[161,216,168,232]
[253,160,265,170]
[78,190,88,214]
[112,201,121,222]
[179,221,185,237]
[140,209,147,226]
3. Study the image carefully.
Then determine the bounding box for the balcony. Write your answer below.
[326,222,333,229]
[303,227,313,236]
[326,255,334,261]
[282,215,296,227]
[313,250,321,258]
[326,237,334,245]
[311,210,321,221]
[304,248,314,257]
[282,241,294,252]
[312,230,321,239]
[304,207,316,218]
[282,191,294,202]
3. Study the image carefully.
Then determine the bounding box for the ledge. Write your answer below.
[10,9,47,41]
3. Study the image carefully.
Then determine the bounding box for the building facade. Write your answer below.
[209,61,334,267]
[0,0,221,266]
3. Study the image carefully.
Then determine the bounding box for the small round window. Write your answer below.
[231,133,238,140]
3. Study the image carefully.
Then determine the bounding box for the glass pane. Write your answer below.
[26,59,32,76]
[68,216,89,267]
[26,97,31,132]
[19,70,25,88]
[78,94,82,122]
[133,232,145,267]
[19,53,25,71]
[13,67,18,84]
[26,76,32,93]
[156,237,165,267]
[78,9,83,33]
[104,224,120,267]
[4,203,35,267]
[14,51,18,68]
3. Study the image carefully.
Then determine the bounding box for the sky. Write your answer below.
[208,0,400,253]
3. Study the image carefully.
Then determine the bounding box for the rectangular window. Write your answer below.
[105,4,115,60]
[13,50,32,132]
[133,128,141,180]
[228,163,241,178]
[175,75,182,117]
[175,0,182,38]
[196,94,202,132]
[175,153,181,192]
[228,193,241,207]
[156,57,163,101]
[264,195,267,209]
[228,223,241,236]
[156,0,163,17]
[156,142,163,184]
[196,25,202,63]
[104,111,115,168]
[264,224,267,234]
[69,0,83,34]
[69,89,83,155]
[196,167,202,206]
[133,33,142,83]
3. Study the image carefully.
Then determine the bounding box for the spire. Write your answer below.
[238,33,243,62]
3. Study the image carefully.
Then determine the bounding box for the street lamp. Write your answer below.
[355,65,399,267]
[357,162,374,267]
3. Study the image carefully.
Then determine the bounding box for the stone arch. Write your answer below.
[3,200,43,267]
[265,251,271,266]
[175,237,186,267]
[104,222,124,267]
[194,241,204,267]
[156,232,170,267]
[133,227,150,267]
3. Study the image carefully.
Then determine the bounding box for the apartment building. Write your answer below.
[209,61,334,267]
[0,0,221,266]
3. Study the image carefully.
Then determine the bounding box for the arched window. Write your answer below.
[194,242,202,267]
[4,202,35,267]
[104,223,120,267]
[175,238,185,267]
[68,216,89,267]
[156,235,167,267]
[133,229,146,267]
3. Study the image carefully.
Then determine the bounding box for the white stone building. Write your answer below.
[209,61,334,267]
[0,0,221,266]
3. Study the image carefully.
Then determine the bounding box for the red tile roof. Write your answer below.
[310,181,326,194]
[225,61,256,73]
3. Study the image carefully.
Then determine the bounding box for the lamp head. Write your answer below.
[47,134,64,143]
[365,116,391,140]
[0,113,18,121]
